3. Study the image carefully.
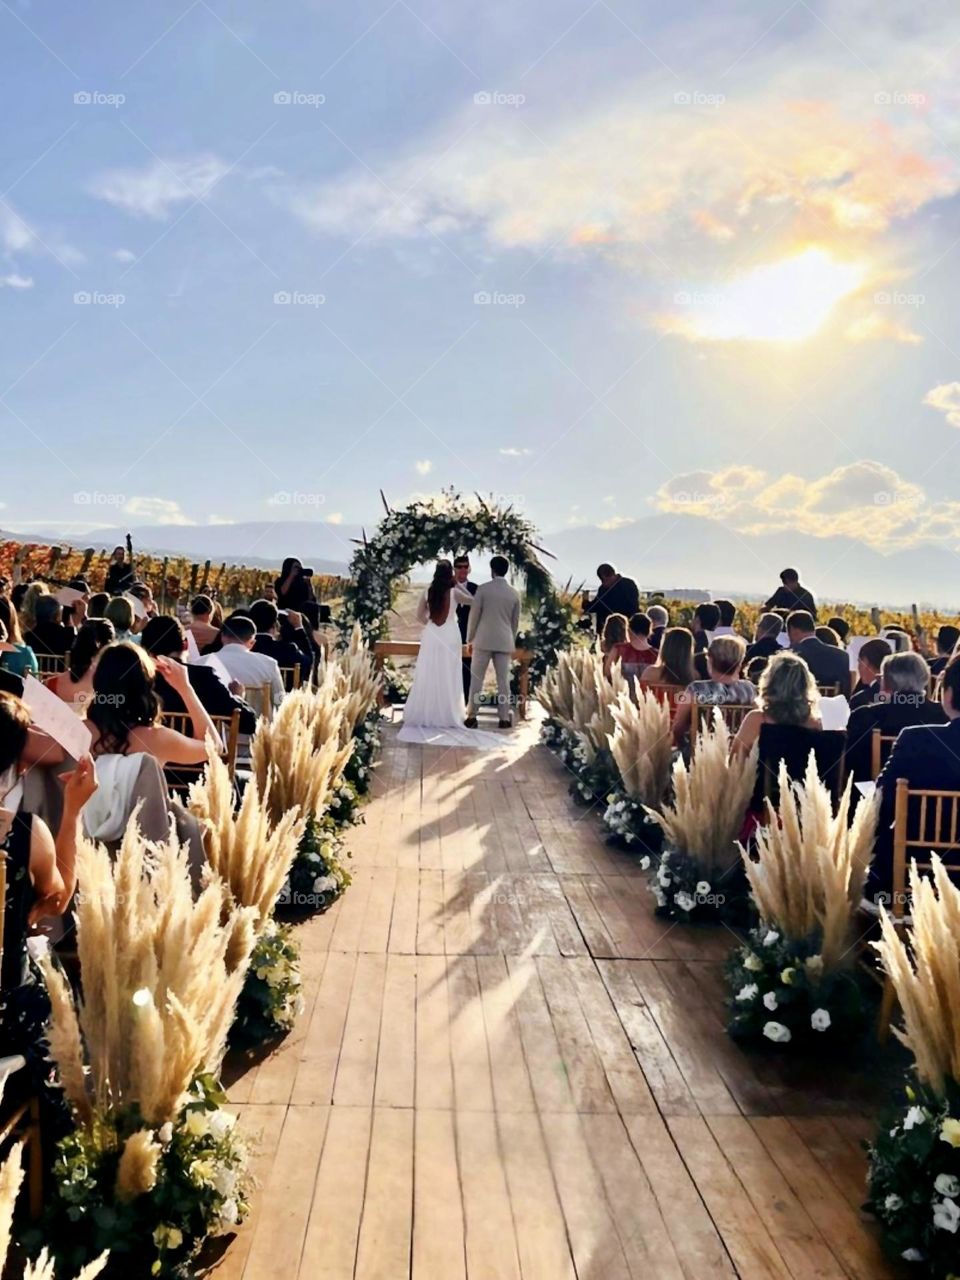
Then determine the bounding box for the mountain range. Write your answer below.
[4,515,957,609]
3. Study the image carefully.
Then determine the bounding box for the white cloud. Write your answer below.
[207,514,235,525]
[924,383,960,429]
[846,313,922,345]
[123,496,191,525]
[652,460,960,552]
[113,248,137,263]
[415,459,433,476]
[90,156,230,219]
[326,512,343,524]
[499,446,533,457]
[0,274,33,289]
[602,495,615,505]
[598,515,636,530]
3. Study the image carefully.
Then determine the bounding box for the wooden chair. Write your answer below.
[869,728,899,781]
[876,779,960,1038]
[756,727,847,809]
[242,683,274,722]
[34,653,65,680]
[931,673,944,703]
[159,709,240,789]
[278,665,302,692]
[648,683,687,724]
[690,700,754,755]
[816,681,843,699]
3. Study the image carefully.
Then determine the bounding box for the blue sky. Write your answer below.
[3,0,960,590]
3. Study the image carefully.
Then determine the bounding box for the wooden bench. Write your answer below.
[373,641,535,720]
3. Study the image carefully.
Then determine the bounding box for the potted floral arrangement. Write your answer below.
[34,825,257,1277]
[866,856,960,1275]
[644,711,757,921]
[603,687,673,851]
[726,758,878,1047]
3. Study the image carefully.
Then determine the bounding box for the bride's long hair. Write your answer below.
[427,559,455,625]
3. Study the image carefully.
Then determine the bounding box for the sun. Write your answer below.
[678,248,868,343]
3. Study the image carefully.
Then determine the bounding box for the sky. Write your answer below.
[3,0,960,594]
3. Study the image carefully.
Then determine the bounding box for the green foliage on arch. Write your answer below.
[338,490,577,689]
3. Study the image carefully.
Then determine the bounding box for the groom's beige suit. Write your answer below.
[466,574,521,721]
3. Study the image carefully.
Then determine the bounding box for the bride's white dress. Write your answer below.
[397,586,506,749]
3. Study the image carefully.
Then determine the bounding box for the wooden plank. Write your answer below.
[505,955,574,1112]
[415,954,454,1109]
[536,956,616,1113]
[447,955,496,1111]
[375,952,417,1108]
[212,1104,286,1280]
[333,952,387,1107]
[457,1110,522,1280]
[355,1107,415,1280]
[498,1112,577,1280]
[388,866,420,955]
[412,1109,466,1280]
[416,869,446,954]
[291,950,357,1106]
[787,1116,872,1212]
[476,954,537,1113]
[299,1106,372,1280]
[564,956,658,1115]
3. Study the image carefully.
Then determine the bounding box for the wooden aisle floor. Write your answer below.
[212,716,904,1280]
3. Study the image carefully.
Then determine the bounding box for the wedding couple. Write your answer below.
[397,556,520,747]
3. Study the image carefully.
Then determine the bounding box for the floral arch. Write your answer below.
[338,490,577,689]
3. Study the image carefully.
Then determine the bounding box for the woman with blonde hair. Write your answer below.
[104,594,140,645]
[672,634,755,746]
[732,650,821,759]
[17,582,48,635]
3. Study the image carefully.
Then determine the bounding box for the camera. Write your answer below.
[301,568,314,577]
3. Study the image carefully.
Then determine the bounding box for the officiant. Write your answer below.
[454,555,478,700]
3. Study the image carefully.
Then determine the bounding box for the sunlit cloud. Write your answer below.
[846,312,923,345]
[90,156,229,219]
[414,459,433,475]
[924,383,960,429]
[124,496,191,525]
[499,446,533,457]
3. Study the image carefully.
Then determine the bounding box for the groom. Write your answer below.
[465,555,521,729]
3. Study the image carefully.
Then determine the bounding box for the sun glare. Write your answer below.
[681,248,867,343]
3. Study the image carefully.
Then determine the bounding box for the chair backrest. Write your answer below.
[890,778,960,917]
[756,724,847,809]
[816,681,843,699]
[0,850,6,994]
[932,673,944,703]
[690,700,754,754]
[278,664,301,692]
[870,727,899,781]
[35,653,65,678]
[242,683,274,722]
[158,709,240,780]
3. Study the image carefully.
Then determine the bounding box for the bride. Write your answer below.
[399,560,473,733]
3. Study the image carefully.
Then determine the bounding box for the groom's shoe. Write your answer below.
[498,718,512,729]
[464,717,478,728]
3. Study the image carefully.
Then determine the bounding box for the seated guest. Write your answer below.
[745,611,782,665]
[646,604,669,650]
[744,654,769,685]
[249,599,311,680]
[0,597,38,679]
[215,615,285,710]
[87,592,109,619]
[733,651,822,760]
[141,615,257,735]
[611,613,658,676]
[827,616,851,645]
[712,599,738,636]
[600,613,628,679]
[103,595,140,645]
[103,545,135,595]
[691,602,720,654]
[928,624,959,677]
[881,626,912,655]
[850,638,892,710]
[872,657,960,899]
[815,625,841,647]
[24,596,76,658]
[86,642,218,767]
[640,627,697,691]
[672,635,755,746]
[49,619,115,712]
[187,594,220,651]
[764,567,817,619]
[17,583,48,636]
[786,610,849,691]
[582,564,640,635]
[127,582,157,634]
[845,651,946,784]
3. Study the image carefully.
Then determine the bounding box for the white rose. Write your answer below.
[901,1248,924,1262]
[220,1197,239,1226]
[884,1194,903,1212]
[158,1122,174,1145]
[935,1174,960,1199]
[762,930,779,947]
[183,1110,209,1137]
[674,891,695,912]
[903,1105,927,1130]
[763,991,778,1011]
[639,857,651,871]
[695,881,711,896]
[762,1021,791,1044]
[810,1008,831,1032]
[208,1109,237,1140]
[735,984,758,1002]
[933,1197,960,1233]
[743,952,763,972]
[213,1165,238,1197]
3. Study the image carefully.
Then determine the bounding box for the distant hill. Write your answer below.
[5,512,957,609]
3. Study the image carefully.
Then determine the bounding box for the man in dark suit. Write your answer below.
[646,605,668,650]
[787,609,849,691]
[745,611,783,664]
[582,564,640,634]
[849,638,892,710]
[929,624,959,678]
[24,596,76,657]
[765,567,816,619]
[845,652,946,784]
[141,615,258,734]
[453,554,478,701]
[872,657,960,898]
[249,599,312,681]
